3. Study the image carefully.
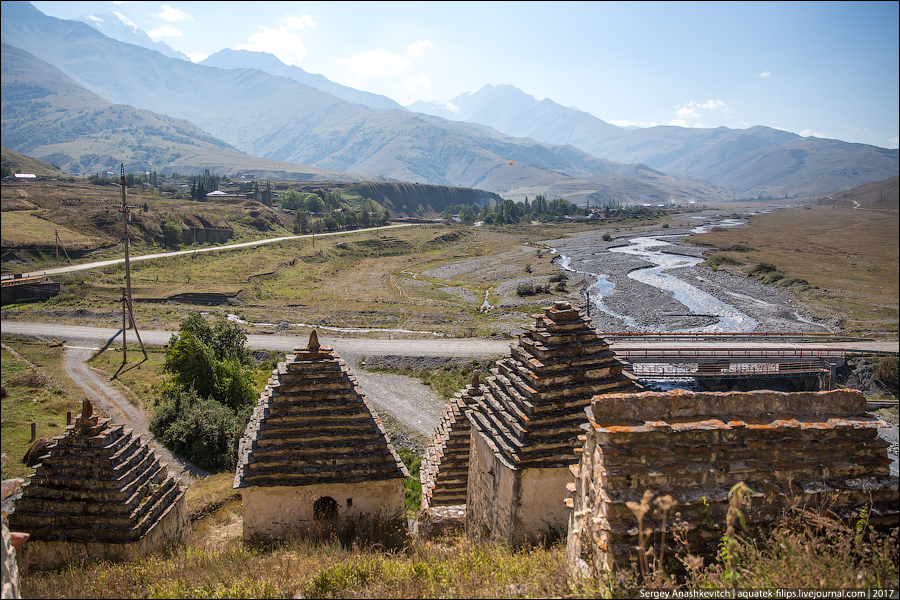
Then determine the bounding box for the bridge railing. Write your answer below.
[627,360,834,379]
[617,347,845,361]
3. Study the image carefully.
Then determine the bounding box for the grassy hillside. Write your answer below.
[1,179,292,254]
[0,147,64,178]
[0,43,374,182]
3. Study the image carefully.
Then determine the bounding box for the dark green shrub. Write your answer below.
[517,283,536,296]
[149,389,244,472]
[707,255,743,268]
[750,262,778,275]
[875,356,899,388]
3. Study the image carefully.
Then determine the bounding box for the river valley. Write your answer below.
[547,213,837,335]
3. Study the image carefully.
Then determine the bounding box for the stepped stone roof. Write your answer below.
[467,301,639,470]
[234,331,409,489]
[420,372,482,508]
[8,400,186,545]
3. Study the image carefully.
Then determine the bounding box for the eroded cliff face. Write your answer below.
[293,182,501,218]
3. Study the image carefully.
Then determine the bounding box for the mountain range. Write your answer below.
[1,0,897,204]
[71,10,191,62]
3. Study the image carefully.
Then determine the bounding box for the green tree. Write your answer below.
[164,330,217,399]
[294,210,310,234]
[210,318,249,363]
[323,212,340,232]
[149,388,244,472]
[214,356,256,411]
[162,221,182,248]
[306,194,325,213]
[281,188,303,210]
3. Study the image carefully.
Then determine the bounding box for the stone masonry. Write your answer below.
[8,400,190,571]
[566,389,899,577]
[234,331,409,541]
[465,301,640,545]
[420,371,482,510]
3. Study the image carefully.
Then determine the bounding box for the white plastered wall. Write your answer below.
[241,479,405,540]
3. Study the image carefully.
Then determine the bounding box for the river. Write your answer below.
[556,216,772,333]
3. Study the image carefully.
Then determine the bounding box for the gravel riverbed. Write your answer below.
[542,223,838,335]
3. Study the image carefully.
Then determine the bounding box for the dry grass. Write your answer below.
[691,202,899,338]
[5,220,594,337]
[0,340,82,481]
[17,492,896,599]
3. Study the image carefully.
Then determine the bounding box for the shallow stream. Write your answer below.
[558,217,756,333]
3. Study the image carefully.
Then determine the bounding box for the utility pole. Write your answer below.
[119,164,147,363]
[54,230,71,265]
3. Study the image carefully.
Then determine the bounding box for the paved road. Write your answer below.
[2,224,414,280]
[1,321,502,441]
[2,321,896,356]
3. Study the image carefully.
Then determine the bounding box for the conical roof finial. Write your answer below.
[307,329,321,352]
[471,370,481,388]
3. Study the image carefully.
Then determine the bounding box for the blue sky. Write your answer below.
[29,1,900,149]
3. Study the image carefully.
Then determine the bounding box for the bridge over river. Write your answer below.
[603,333,896,391]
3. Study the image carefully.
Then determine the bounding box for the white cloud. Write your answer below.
[235,26,309,65]
[405,75,432,90]
[148,25,183,39]
[232,15,315,66]
[887,137,898,149]
[610,119,657,128]
[671,99,728,126]
[338,48,410,77]
[281,15,316,29]
[688,99,726,110]
[676,106,701,120]
[407,40,433,57]
[756,70,771,77]
[186,52,209,63]
[157,4,191,22]
[799,129,825,138]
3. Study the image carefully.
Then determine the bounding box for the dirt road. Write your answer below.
[62,346,208,481]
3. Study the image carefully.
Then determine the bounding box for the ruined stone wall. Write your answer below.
[566,389,898,578]
[242,479,405,541]
[420,378,483,510]
[465,429,519,543]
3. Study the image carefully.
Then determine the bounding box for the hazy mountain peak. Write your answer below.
[71,10,189,61]
[201,48,406,111]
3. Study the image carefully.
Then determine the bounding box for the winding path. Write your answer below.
[62,346,208,481]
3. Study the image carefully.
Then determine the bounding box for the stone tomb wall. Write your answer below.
[242,479,405,541]
[9,405,190,572]
[234,332,408,541]
[420,378,482,510]
[464,301,638,546]
[566,389,899,577]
